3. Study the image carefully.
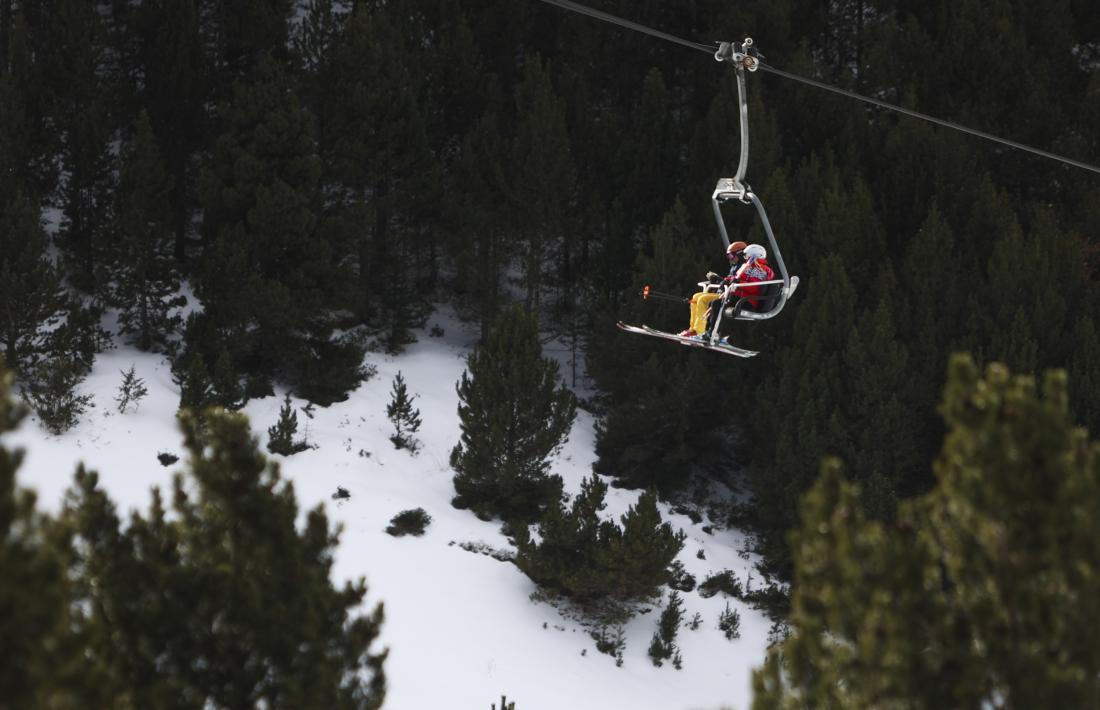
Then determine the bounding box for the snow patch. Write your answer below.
[8,303,772,710]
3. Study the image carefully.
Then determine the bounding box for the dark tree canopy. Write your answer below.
[754,355,1100,708]
[0,0,1097,608]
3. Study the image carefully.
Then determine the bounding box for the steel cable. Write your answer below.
[534,0,1100,176]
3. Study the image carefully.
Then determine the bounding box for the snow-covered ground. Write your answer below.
[9,305,772,710]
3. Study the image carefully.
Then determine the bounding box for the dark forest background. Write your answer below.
[2,0,1099,577]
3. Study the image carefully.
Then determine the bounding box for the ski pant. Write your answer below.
[688,291,722,335]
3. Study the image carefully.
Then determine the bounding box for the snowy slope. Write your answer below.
[9,306,772,710]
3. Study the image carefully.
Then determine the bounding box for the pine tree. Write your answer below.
[386,371,422,452]
[135,0,205,262]
[508,53,576,313]
[718,602,741,640]
[491,695,517,710]
[0,65,68,372]
[99,0,142,123]
[648,591,685,667]
[23,356,94,434]
[325,8,437,344]
[197,53,363,403]
[593,353,716,493]
[210,349,244,410]
[52,0,114,293]
[63,408,387,707]
[1069,314,1100,433]
[899,203,965,386]
[515,478,685,602]
[614,68,678,236]
[115,365,148,414]
[448,94,509,341]
[750,253,858,569]
[841,295,919,515]
[267,393,308,456]
[421,4,486,161]
[112,111,184,352]
[451,305,576,522]
[589,199,721,493]
[0,190,68,377]
[0,369,92,706]
[290,0,345,137]
[48,300,111,377]
[753,355,1100,708]
[177,353,213,413]
[0,28,41,191]
[514,474,608,599]
[611,490,688,598]
[806,175,887,288]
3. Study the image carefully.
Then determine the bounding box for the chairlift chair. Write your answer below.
[708,40,799,337]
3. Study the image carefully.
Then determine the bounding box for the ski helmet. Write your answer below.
[744,244,767,261]
[726,240,748,257]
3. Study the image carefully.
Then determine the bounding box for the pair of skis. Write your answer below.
[615,322,758,358]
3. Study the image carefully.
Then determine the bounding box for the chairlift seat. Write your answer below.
[728,280,782,316]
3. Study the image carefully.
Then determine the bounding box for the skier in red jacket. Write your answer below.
[728,243,774,311]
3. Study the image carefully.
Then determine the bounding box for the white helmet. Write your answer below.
[744,244,767,261]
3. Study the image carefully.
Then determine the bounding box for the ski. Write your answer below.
[616,322,759,358]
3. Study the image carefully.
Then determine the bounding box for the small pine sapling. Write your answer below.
[386,371,422,451]
[177,353,213,412]
[115,365,148,413]
[719,601,741,640]
[592,625,627,665]
[267,394,310,456]
[688,612,703,630]
[648,591,685,667]
[668,560,697,592]
[211,349,245,410]
[24,357,94,434]
[491,696,516,710]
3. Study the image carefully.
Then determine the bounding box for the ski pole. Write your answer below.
[640,285,691,303]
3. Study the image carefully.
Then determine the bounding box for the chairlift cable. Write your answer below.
[534,0,715,55]
[756,62,1100,176]
[533,0,1100,177]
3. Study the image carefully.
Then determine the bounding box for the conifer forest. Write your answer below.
[2,0,1100,707]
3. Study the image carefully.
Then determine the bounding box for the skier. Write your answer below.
[679,241,748,338]
[728,243,774,312]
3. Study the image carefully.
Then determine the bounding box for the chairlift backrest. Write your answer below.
[737,281,783,313]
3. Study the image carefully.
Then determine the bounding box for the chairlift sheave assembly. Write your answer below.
[619,38,799,356]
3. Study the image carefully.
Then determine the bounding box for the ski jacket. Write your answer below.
[731,258,775,309]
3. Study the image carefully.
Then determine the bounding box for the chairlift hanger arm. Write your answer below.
[532,0,1100,177]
